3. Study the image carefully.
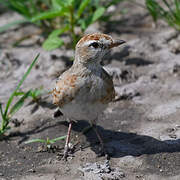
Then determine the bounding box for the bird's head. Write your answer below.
[74,33,125,65]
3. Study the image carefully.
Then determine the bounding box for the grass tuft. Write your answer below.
[0,54,40,136]
[25,136,67,149]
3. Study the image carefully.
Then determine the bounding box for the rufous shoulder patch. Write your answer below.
[52,74,79,107]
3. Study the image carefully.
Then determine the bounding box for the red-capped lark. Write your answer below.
[52,33,125,159]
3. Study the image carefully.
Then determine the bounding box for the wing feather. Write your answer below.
[52,72,79,107]
[99,68,115,104]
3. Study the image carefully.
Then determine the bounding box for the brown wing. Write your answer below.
[99,68,115,104]
[53,67,115,107]
[52,72,79,107]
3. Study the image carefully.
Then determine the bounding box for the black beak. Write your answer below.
[109,40,126,48]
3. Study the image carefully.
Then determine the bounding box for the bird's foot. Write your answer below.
[97,144,116,160]
[96,146,110,160]
[57,152,74,161]
[62,146,73,160]
[62,151,68,161]
[61,143,76,161]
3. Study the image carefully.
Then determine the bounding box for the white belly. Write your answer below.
[60,100,106,122]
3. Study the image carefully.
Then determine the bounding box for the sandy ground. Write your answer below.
[0,1,180,180]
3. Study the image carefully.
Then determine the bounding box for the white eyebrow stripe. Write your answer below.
[83,40,99,46]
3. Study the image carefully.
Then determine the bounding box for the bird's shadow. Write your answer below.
[3,117,180,159]
[61,120,180,158]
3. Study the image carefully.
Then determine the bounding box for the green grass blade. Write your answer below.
[4,54,40,118]
[25,138,46,144]
[77,0,90,18]
[14,92,26,96]
[162,0,175,16]
[29,0,38,15]
[146,0,159,21]
[0,103,7,134]
[0,103,5,132]
[9,0,31,18]
[146,0,167,21]
[52,0,63,10]
[50,135,67,143]
[31,10,67,22]
[0,19,29,33]
[82,7,105,29]
[42,25,69,51]
[13,54,40,94]
[0,104,5,120]
[42,37,64,51]
[91,7,105,23]
[48,25,69,38]
[31,89,42,98]
[8,90,31,118]
[52,0,68,8]
[67,0,75,6]
[175,0,180,14]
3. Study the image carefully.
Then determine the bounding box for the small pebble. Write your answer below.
[119,171,126,178]
[27,168,36,173]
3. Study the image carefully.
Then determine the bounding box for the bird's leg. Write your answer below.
[63,121,73,160]
[92,124,108,157]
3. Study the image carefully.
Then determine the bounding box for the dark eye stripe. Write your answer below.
[89,42,99,48]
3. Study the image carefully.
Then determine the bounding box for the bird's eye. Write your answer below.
[89,42,99,48]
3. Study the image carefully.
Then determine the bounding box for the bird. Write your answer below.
[52,33,125,159]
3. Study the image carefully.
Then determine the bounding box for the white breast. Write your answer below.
[60,72,107,122]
